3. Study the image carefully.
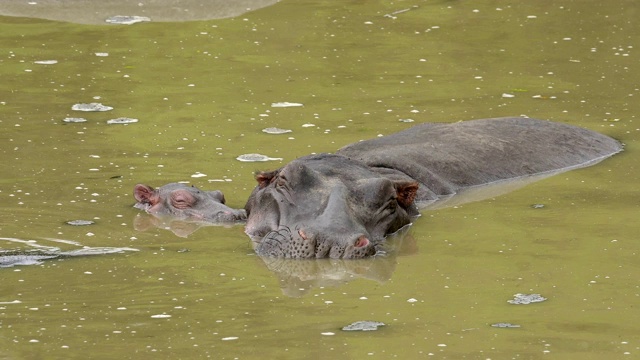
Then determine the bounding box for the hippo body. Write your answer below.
[245,117,622,259]
[134,183,247,223]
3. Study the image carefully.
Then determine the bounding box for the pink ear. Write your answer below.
[395,181,419,208]
[134,184,158,204]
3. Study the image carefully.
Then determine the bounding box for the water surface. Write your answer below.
[1,0,639,358]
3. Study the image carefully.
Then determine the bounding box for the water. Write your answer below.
[1,0,639,358]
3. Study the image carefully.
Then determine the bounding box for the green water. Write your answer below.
[1,1,639,359]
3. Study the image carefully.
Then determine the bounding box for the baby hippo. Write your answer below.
[133,183,247,223]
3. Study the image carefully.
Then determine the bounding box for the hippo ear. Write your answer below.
[394,181,419,208]
[255,170,278,189]
[209,190,226,204]
[134,184,158,204]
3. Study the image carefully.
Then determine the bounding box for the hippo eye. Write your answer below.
[171,191,196,209]
[275,175,287,187]
[385,198,397,213]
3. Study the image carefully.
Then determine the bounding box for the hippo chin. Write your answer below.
[244,117,622,259]
[134,183,247,223]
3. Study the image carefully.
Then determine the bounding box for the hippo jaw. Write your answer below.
[244,154,419,259]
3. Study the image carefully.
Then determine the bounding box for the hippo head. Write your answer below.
[244,154,419,259]
[134,183,247,223]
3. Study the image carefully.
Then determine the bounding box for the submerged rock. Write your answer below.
[34,60,58,65]
[63,117,88,123]
[105,15,151,25]
[106,117,138,124]
[72,103,113,112]
[262,127,292,134]
[508,293,547,305]
[271,102,303,108]
[491,323,521,328]
[342,321,385,331]
[65,220,95,226]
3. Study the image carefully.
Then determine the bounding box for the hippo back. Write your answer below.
[336,117,622,200]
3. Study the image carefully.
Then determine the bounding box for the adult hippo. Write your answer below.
[134,183,247,223]
[244,117,622,259]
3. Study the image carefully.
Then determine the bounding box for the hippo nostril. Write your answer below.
[298,229,308,240]
[354,235,370,248]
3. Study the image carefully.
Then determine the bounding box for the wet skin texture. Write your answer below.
[244,117,622,259]
[134,183,247,222]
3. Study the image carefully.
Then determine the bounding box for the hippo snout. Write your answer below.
[253,226,376,259]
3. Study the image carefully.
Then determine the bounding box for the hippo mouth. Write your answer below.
[250,226,377,259]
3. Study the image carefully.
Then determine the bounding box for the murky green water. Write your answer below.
[1,0,639,359]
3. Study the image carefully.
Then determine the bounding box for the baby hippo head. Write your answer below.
[134,183,246,223]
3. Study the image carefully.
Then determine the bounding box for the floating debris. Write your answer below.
[105,15,151,25]
[399,118,415,123]
[191,172,207,178]
[262,127,292,134]
[236,154,283,162]
[106,117,138,124]
[491,323,521,328]
[34,60,58,65]
[531,204,545,209]
[502,93,516,98]
[65,220,95,226]
[508,293,547,305]
[301,123,316,128]
[342,321,385,331]
[150,314,171,319]
[72,103,113,112]
[63,117,87,123]
[271,102,303,108]
[95,52,109,57]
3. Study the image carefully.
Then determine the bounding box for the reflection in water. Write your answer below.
[0,237,138,268]
[256,228,418,297]
[133,213,242,237]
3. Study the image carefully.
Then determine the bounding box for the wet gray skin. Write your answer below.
[134,183,247,223]
[244,154,419,259]
[244,117,622,260]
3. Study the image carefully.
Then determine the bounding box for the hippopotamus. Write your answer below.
[244,117,622,259]
[133,183,247,223]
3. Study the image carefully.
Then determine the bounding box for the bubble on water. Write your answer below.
[34,60,58,65]
[271,102,303,108]
[399,119,415,123]
[191,172,207,178]
[106,15,151,25]
[106,117,138,124]
[72,103,113,112]
[262,127,292,134]
[95,52,109,57]
[221,337,239,341]
[236,154,283,162]
[502,93,516,98]
[301,123,316,127]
